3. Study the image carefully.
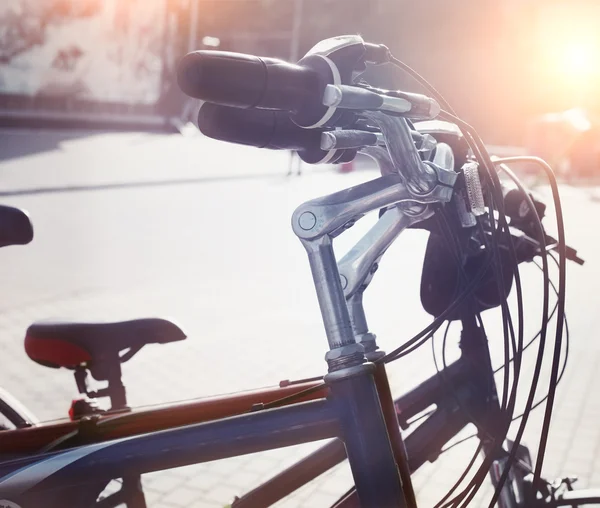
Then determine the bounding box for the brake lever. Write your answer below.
[320,130,379,150]
[323,84,440,120]
[544,234,585,265]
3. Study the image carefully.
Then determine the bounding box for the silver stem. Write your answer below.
[338,206,430,298]
[292,174,439,241]
[360,146,396,176]
[363,111,436,193]
[347,292,369,336]
[301,236,357,350]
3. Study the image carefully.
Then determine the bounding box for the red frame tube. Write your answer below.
[0,381,327,454]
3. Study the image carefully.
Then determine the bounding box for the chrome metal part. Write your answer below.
[413,119,464,138]
[380,94,412,114]
[463,161,486,216]
[432,142,455,172]
[347,292,369,337]
[355,333,378,355]
[324,362,376,383]
[360,146,395,176]
[292,174,441,241]
[363,111,435,193]
[420,133,437,152]
[320,130,378,150]
[301,236,358,351]
[324,342,366,361]
[320,131,337,150]
[337,205,433,298]
[322,85,344,107]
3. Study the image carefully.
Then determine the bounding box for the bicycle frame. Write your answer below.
[0,113,459,508]
[0,314,513,508]
[0,380,328,455]
[231,315,503,508]
[2,171,438,508]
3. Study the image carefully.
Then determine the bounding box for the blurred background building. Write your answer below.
[1,0,599,153]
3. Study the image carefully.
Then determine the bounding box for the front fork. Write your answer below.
[461,316,525,508]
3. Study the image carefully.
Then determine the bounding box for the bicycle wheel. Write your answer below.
[0,387,38,430]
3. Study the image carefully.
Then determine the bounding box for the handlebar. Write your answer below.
[176,36,446,192]
[197,103,356,164]
[177,36,582,270]
[197,103,321,151]
[177,50,334,128]
[177,51,323,112]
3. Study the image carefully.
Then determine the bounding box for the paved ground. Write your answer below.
[1,128,600,507]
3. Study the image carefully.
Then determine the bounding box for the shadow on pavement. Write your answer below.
[0,129,104,162]
[0,171,314,197]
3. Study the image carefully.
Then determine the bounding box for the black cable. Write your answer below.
[433,323,492,443]
[463,140,525,390]
[440,433,479,455]
[512,284,569,421]
[392,329,436,359]
[494,254,569,421]
[440,167,528,508]
[383,193,507,367]
[481,189,518,415]
[389,55,458,116]
[433,276,507,507]
[447,162,546,507]
[492,157,565,497]
[381,254,492,364]
[439,146,524,508]
[444,121,523,423]
[494,256,558,374]
[439,131,544,508]
[259,383,327,410]
[387,55,527,508]
[382,256,486,364]
[389,62,522,412]
[433,441,484,508]
[435,208,499,425]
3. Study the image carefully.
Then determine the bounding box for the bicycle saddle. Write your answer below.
[0,205,34,248]
[25,318,186,370]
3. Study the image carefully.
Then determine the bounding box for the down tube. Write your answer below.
[0,399,338,503]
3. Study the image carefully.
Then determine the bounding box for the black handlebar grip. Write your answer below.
[178,51,323,112]
[197,102,322,151]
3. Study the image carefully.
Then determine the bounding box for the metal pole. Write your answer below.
[187,0,199,53]
[289,0,303,62]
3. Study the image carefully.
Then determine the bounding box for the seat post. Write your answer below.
[106,359,128,411]
[74,358,129,411]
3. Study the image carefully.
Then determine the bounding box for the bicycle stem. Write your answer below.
[338,204,432,300]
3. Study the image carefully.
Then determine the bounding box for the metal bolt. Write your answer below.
[298,211,317,230]
[340,274,348,289]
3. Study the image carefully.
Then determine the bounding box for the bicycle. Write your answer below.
[0,34,598,508]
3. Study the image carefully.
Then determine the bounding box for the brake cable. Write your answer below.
[385,54,528,507]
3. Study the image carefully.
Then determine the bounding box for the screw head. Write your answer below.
[340,274,348,289]
[298,211,317,231]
